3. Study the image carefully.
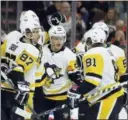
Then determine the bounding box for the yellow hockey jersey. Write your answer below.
[82,46,124,100]
[106,44,126,78]
[1,32,40,91]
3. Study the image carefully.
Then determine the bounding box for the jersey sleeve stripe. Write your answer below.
[36,73,47,83]
[30,74,47,88]
[13,66,24,73]
[86,78,100,86]
[18,64,25,71]
[86,73,102,79]
[86,76,101,82]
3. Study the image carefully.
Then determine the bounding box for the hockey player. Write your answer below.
[72,21,109,54]
[74,21,127,96]
[5,10,48,49]
[92,21,127,82]
[19,10,67,48]
[92,21,109,38]
[20,10,50,46]
[74,22,127,119]
[33,25,82,120]
[67,28,127,120]
[1,20,41,120]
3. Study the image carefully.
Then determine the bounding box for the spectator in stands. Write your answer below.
[59,1,71,48]
[76,14,86,40]
[105,8,118,29]
[60,1,71,33]
[114,20,125,48]
[77,1,89,24]
[114,1,127,22]
[68,14,86,47]
[85,1,109,30]
[45,1,62,16]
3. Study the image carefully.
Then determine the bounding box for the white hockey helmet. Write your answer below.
[20,10,40,24]
[20,20,40,37]
[48,25,66,43]
[83,28,106,50]
[20,10,41,35]
[92,21,109,38]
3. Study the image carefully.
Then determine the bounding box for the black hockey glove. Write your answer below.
[68,70,83,85]
[67,85,82,109]
[15,81,30,105]
[120,73,128,84]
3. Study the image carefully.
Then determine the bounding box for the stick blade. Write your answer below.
[12,106,32,119]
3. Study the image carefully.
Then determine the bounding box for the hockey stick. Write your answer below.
[1,63,64,120]
[12,103,68,120]
[13,81,128,119]
[12,65,64,120]
[83,81,128,105]
[1,71,39,119]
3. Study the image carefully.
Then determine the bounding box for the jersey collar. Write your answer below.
[48,44,65,53]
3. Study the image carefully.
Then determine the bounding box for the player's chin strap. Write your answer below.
[13,81,128,120]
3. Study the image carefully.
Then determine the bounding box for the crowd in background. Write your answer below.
[1,1,127,52]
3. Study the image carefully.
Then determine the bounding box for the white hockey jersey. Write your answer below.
[36,44,76,97]
[5,30,22,42]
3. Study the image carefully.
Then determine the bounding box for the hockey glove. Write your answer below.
[15,81,30,105]
[120,73,128,84]
[68,70,83,85]
[67,85,82,109]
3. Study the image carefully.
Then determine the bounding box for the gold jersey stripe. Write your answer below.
[86,79,100,86]
[1,40,7,56]
[43,82,72,94]
[45,95,67,100]
[13,67,24,73]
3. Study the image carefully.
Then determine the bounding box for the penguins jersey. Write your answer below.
[4,30,22,42]
[1,32,40,91]
[106,44,127,78]
[81,47,124,100]
[35,44,77,100]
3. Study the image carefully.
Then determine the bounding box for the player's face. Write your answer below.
[31,28,40,43]
[51,36,65,52]
[25,29,32,39]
